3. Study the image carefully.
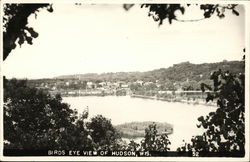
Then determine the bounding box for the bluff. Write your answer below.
[55,60,244,83]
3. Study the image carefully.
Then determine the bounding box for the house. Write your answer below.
[144,82,154,86]
[136,80,144,86]
[98,82,107,87]
[87,82,96,89]
[121,84,129,88]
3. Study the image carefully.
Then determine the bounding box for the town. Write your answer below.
[27,78,215,106]
[26,60,244,106]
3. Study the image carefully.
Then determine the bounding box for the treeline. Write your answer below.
[55,60,244,82]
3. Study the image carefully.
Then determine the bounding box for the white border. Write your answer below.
[0,0,249,161]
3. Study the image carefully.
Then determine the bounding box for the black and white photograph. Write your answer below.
[0,0,249,161]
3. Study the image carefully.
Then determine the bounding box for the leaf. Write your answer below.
[218,14,225,19]
[123,4,134,11]
[26,36,33,45]
[25,27,39,38]
[232,9,239,16]
[47,5,53,12]
[179,7,185,14]
[206,92,214,102]
[18,35,25,47]
[200,83,212,92]
[198,116,204,122]
[209,112,216,116]
[204,12,211,18]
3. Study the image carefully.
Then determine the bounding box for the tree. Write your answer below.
[127,140,140,151]
[122,123,171,152]
[141,4,239,25]
[3,77,93,150]
[181,80,199,91]
[87,115,122,150]
[144,83,157,91]
[3,4,53,60]
[130,83,143,92]
[177,61,245,155]
[140,123,171,152]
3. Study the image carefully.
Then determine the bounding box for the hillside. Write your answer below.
[55,60,244,82]
[145,60,244,82]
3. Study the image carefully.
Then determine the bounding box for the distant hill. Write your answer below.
[115,121,173,139]
[55,60,244,83]
[145,60,244,82]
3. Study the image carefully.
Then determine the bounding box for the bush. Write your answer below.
[177,67,245,155]
[4,78,94,150]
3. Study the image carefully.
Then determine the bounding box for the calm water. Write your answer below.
[63,96,217,150]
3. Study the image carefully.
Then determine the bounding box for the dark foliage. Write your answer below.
[127,140,140,151]
[3,77,94,150]
[141,4,239,25]
[87,115,121,150]
[177,59,245,154]
[3,4,53,60]
[140,123,171,151]
[123,123,171,152]
[141,4,185,25]
[200,4,239,19]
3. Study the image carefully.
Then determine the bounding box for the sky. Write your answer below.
[2,4,246,79]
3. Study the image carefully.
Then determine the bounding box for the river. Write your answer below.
[63,96,217,151]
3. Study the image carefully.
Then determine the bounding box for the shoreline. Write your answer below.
[61,93,217,107]
[130,94,217,107]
